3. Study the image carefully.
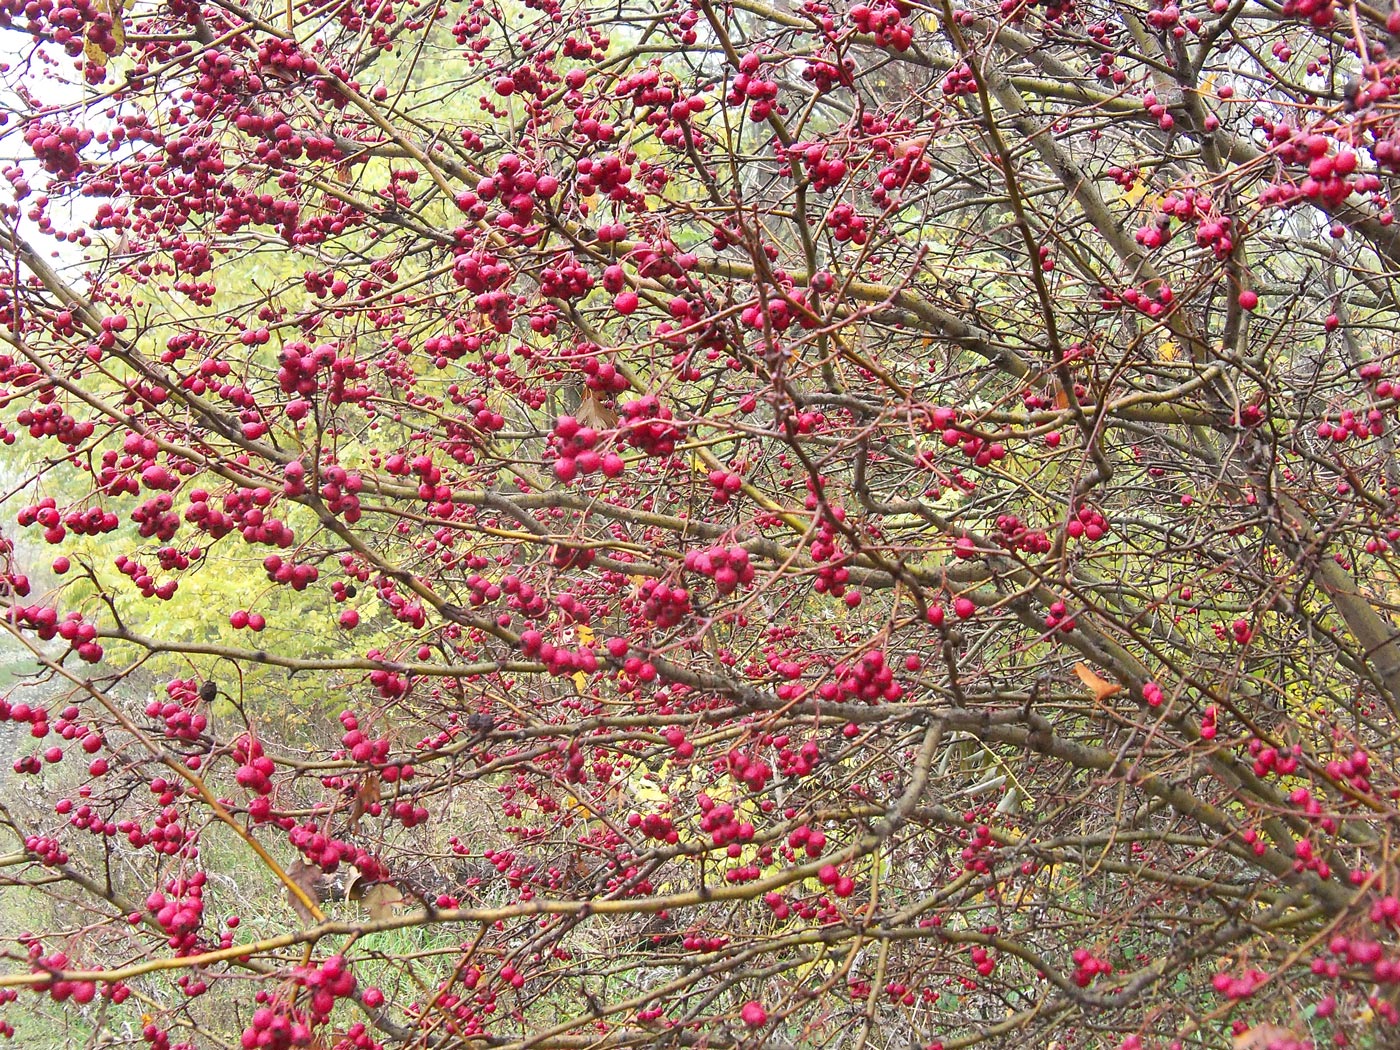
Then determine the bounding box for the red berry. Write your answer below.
[740,1001,767,1027]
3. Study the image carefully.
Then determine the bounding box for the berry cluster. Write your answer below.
[147,871,207,954]
[727,54,781,122]
[826,201,868,244]
[551,415,623,482]
[970,944,997,977]
[618,395,678,456]
[801,57,854,93]
[131,494,180,542]
[24,120,91,176]
[186,486,296,547]
[518,628,600,679]
[726,748,773,792]
[660,726,695,759]
[625,811,677,843]
[788,141,847,191]
[960,823,997,874]
[683,545,755,596]
[614,66,677,108]
[228,609,267,631]
[1211,967,1267,1000]
[470,153,558,235]
[941,63,977,97]
[16,497,68,544]
[706,467,744,504]
[1071,948,1113,987]
[1316,407,1384,444]
[816,862,857,897]
[1282,0,1334,27]
[263,554,319,591]
[821,650,904,703]
[1246,737,1300,778]
[15,400,93,444]
[233,734,276,796]
[786,823,828,858]
[849,2,913,50]
[574,152,633,199]
[1325,748,1373,794]
[994,513,1052,555]
[339,711,392,766]
[637,579,692,628]
[564,343,630,394]
[808,511,854,602]
[148,679,209,741]
[1140,89,1176,132]
[24,834,68,866]
[776,737,823,778]
[698,794,756,845]
[318,465,364,522]
[1065,504,1109,542]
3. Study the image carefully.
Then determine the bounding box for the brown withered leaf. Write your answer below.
[1232,1023,1302,1050]
[342,870,363,903]
[362,882,407,920]
[892,136,930,161]
[287,859,323,925]
[349,774,381,829]
[1074,663,1123,703]
[576,387,618,430]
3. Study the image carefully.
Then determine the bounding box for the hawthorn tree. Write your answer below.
[4,0,1400,1046]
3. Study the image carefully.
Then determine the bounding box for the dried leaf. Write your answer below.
[892,136,930,161]
[1074,663,1123,703]
[1232,1023,1301,1050]
[576,387,618,430]
[362,882,406,920]
[342,870,363,902]
[349,774,381,828]
[287,859,323,925]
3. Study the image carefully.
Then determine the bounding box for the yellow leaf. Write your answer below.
[108,0,126,54]
[631,772,669,805]
[1074,663,1123,703]
[1120,181,1148,206]
[82,0,126,67]
[573,623,594,690]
